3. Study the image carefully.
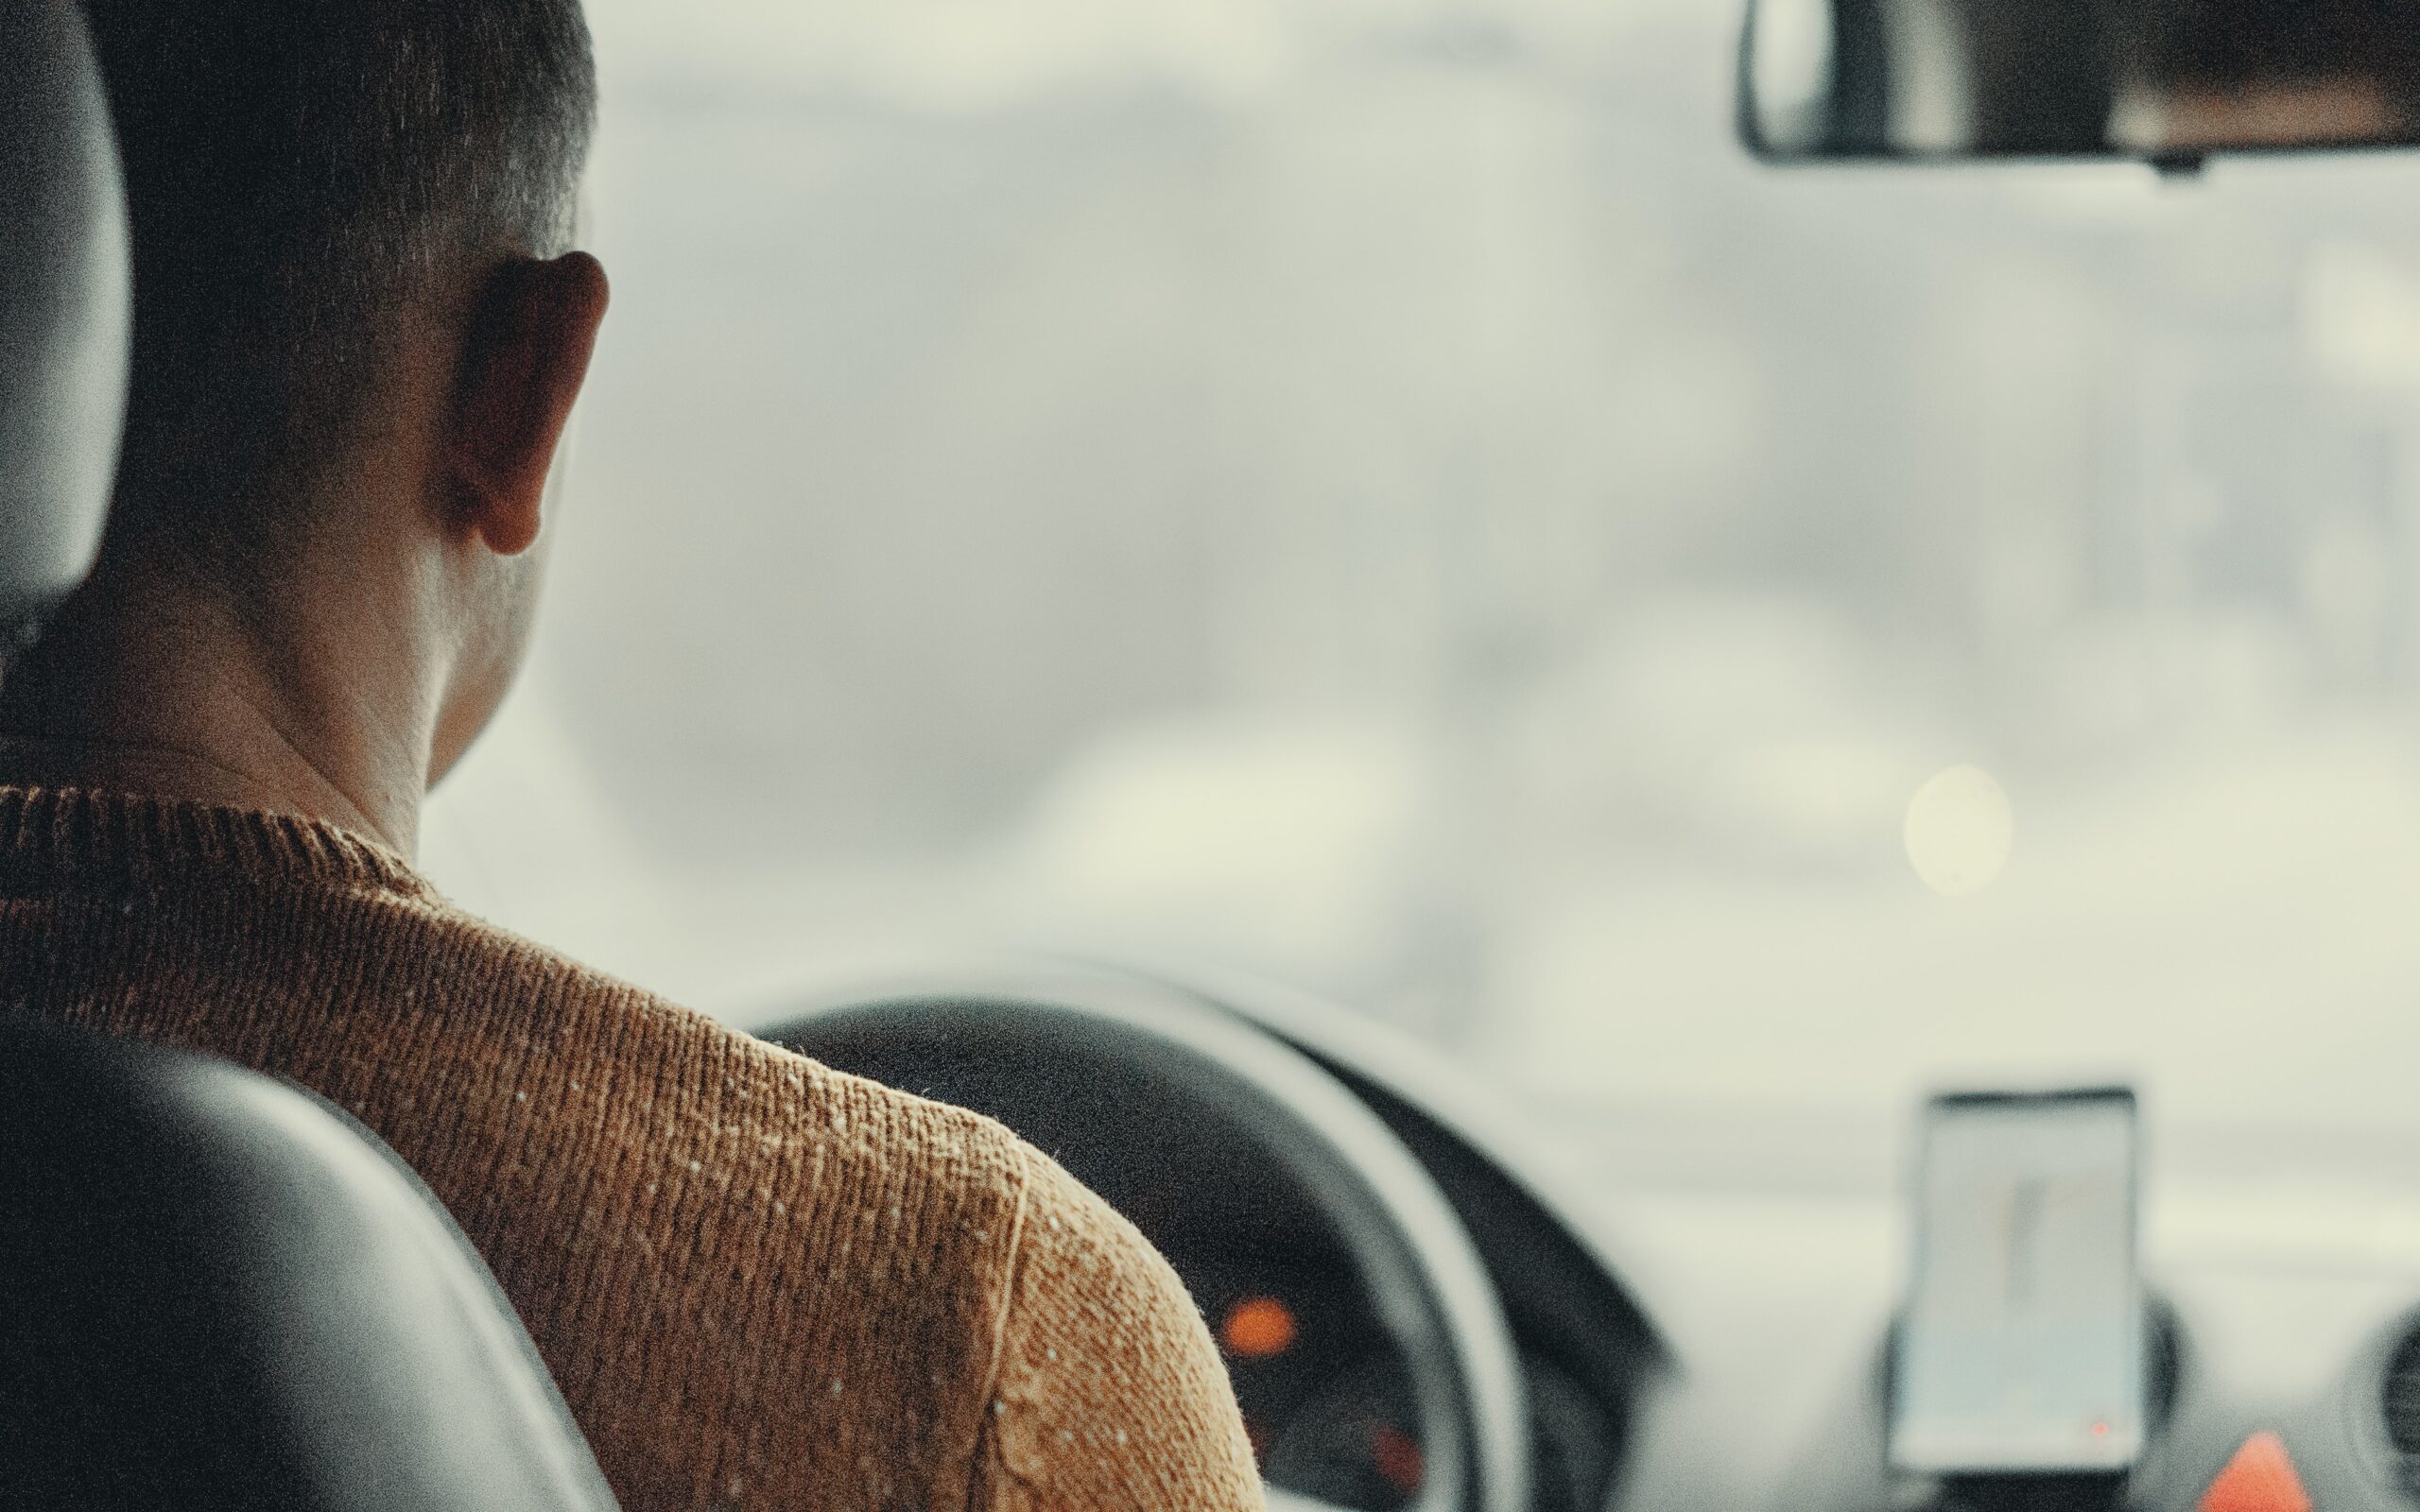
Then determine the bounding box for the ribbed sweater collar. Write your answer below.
[0,786,440,903]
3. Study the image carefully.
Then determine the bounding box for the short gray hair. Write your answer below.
[78,0,597,557]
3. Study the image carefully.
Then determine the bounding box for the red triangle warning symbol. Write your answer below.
[2198,1431,2311,1512]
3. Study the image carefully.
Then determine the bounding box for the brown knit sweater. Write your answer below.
[0,786,1264,1512]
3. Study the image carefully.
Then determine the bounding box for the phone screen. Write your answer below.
[1888,1089,2144,1474]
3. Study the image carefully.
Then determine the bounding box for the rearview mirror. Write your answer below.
[1738,0,2420,169]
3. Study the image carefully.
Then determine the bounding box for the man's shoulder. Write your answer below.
[410,897,1038,1179]
[263,885,1044,1243]
[977,1135,1266,1507]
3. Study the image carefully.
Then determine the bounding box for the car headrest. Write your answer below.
[0,1018,623,1512]
[0,0,129,639]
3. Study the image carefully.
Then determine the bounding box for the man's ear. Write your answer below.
[444,251,610,557]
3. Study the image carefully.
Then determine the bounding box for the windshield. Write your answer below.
[422,0,2420,1142]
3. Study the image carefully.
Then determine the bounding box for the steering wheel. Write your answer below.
[761,961,1530,1512]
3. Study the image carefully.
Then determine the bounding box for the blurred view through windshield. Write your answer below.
[423,0,2420,1144]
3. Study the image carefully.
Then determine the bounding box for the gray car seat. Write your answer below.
[0,6,621,1508]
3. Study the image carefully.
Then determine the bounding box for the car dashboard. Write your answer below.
[1253,996,2420,1512]
[1161,1190,1627,1512]
[752,970,2420,1512]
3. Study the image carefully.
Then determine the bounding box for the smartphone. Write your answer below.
[1888,1088,2145,1475]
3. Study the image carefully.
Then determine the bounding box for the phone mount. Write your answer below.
[1879,1284,2182,1512]
[1926,1471,2127,1512]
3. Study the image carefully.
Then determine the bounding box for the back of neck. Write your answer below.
[0,544,426,856]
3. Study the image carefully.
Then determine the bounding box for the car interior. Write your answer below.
[12,0,2420,1510]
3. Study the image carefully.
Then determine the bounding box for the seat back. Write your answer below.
[0,1020,623,1511]
[2,1021,624,1500]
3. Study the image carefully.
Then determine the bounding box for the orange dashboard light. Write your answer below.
[2198,1431,2311,1512]
[1219,1297,1299,1359]
[1372,1425,1426,1497]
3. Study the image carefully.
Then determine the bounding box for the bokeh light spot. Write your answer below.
[1903,764,2014,897]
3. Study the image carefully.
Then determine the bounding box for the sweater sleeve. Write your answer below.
[966,1146,1265,1512]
